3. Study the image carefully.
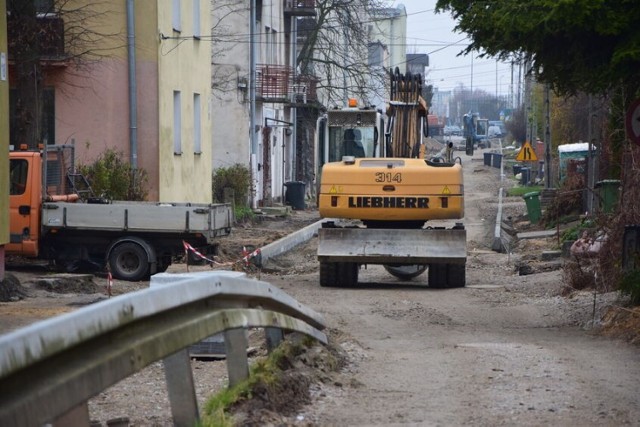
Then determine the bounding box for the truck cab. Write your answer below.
[8,151,43,257]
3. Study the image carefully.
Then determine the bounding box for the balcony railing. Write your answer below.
[256,64,318,105]
[284,0,316,16]
[7,15,67,62]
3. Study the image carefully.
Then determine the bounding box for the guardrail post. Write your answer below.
[163,349,199,426]
[265,327,284,352]
[224,329,250,387]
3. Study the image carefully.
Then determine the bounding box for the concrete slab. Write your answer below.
[517,229,557,240]
[255,219,327,267]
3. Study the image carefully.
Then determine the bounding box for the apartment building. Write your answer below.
[7,0,213,203]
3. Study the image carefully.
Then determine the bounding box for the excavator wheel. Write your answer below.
[428,263,448,288]
[447,264,466,288]
[428,263,466,288]
[337,262,359,286]
[383,264,428,281]
[319,261,338,287]
[319,261,358,287]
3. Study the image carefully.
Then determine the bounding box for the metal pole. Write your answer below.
[250,0,257,207]
[587,95,595,213]
[126,0,138,170]
[544,84,552,188]
[291,15,297,180]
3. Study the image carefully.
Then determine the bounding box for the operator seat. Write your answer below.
[344,129,366,158]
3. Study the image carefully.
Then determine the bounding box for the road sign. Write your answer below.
[625,98,640,146]
[516,141,538,162]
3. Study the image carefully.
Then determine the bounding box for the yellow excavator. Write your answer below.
[315,68,466,287]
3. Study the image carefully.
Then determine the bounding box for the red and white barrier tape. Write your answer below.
[182,241,225,265]
[182,241,261,268]
[241,246,262,266]
[106,271,113,297]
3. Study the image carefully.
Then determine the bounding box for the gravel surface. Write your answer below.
[2,147,639,426]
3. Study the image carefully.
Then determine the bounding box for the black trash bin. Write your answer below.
[520,167,530,185]
[284,181,306,210]
[492,153,503,168]
[483,152,492,166]
[513,164,522,176]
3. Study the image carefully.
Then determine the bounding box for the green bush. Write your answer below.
[560,218,594,243]
[507,185,543,197]
[234,205,255,223]
[212,164,252,207]
[77,149,148,201]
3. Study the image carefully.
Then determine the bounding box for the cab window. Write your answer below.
[10,159,28,195]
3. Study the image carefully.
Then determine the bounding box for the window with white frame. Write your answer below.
[193,93,201,154]
[173,91,182,154]
[193,0,200,39]
[172,0,181,32]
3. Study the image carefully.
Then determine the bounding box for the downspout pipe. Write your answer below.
[126,0,138,169]
[250,0,257,207]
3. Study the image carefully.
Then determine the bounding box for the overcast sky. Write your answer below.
[391,0,514,97]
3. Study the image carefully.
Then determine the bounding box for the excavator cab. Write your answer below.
[316,108,384,171]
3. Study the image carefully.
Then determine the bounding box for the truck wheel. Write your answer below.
[109,242,150,281]
[319,262,338,287]
[428,263,448,288]
[383,264,427,281]
[337,262,358,286]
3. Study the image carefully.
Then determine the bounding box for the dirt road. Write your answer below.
[260,150,640,426]
[2,148,639,426]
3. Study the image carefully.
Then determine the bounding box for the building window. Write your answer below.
[368,42,384,67]
[172,0,181,32]
[9,88,55,147]
[173,91,182,154]
[265,27,277,65]
[193,0,200,39]
[193,93,201,154]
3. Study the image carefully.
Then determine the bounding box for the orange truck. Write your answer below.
[8,145,232,281]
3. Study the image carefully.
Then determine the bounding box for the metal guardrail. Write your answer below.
[0,271,327,426]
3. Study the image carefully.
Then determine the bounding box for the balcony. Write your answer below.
[7,15,67,64]
[284,0,316,17]
[256,64,318,105]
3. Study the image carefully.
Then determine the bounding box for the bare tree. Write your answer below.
[210,0,249,99]
[297,0,389,107]
[7,0,119,149]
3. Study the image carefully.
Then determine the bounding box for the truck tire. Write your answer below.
[383,264,427,281]
[109,242,150,281]
[337,262,358,286]
[319,262,338,287]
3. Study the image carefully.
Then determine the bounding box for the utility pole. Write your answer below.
[587,95,596,213]
[544,84,552,189]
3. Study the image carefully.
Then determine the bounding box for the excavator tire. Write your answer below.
[446,264,466,288]
[428,263,466,288]
[337,262,359,286]
[319,261,338,287]
[428,263,448,288]
[320,261,358,287]
[383,264,428,281]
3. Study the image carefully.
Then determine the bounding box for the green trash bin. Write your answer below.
[595,179,620,213]
[523,191,541,224]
